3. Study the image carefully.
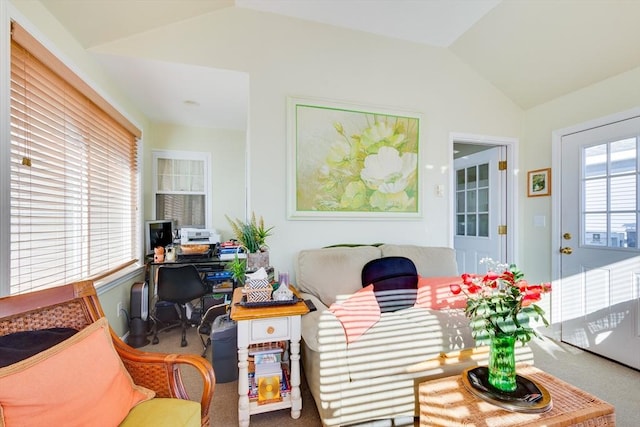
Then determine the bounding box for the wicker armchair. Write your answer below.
[0,280,215,427]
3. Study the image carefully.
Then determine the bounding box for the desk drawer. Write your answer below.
[250,317,289,342]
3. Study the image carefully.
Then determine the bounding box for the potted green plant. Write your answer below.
[226,256,247,287]
[450,258,552,392]
[226,212,274,271]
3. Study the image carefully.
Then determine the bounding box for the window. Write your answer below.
[456,163,490,237]
[8,23,140,295]
[152,150,210,229]
[583,137,638,248]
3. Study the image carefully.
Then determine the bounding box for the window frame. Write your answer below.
[1,16,142,296]
[151,149,212,229]
[456,162,491,238]
[581,137,639,250]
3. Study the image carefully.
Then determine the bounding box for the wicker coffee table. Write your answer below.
[419,365,615,426]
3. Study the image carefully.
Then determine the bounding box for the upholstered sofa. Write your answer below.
[295,244,533,427]
[0,281,215,427]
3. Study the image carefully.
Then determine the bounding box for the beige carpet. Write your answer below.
[139,324,639,427]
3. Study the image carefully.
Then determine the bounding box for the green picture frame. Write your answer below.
[287,97,423,219]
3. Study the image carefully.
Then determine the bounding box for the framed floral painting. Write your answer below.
[527,168,551,197]
[287,97,423,219]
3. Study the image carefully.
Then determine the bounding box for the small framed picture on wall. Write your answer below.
[528,168,551,197]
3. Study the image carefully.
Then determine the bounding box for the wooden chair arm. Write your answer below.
[0,281,216,427]
[111,332,215,427]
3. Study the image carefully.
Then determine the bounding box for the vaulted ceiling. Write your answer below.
[32,0,640,129]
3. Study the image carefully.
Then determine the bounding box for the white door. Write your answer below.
[454,146,506,274]
[560,116,640,369]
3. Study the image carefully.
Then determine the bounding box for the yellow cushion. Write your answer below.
[119,398,201,427]
[0,317,154,427]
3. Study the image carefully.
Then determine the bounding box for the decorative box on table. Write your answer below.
[245,280,272,303]
[245,267,273,303]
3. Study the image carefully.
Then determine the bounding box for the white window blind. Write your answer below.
[9,23,140,295]
[153,151,209,229]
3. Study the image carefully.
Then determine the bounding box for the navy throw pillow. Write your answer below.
[361,256,418,312]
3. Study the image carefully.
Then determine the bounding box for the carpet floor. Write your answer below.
[139,324,639,426]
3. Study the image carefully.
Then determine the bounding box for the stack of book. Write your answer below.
[247,343,290,404]
[218,241,246,260]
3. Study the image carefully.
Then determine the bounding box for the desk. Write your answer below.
[230,287,309,427]
[419,365,615,426]
[147,257,234,330]
[147,256,231,289]
[147,256,233,300]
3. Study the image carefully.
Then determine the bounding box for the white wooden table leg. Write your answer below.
[237,321,250,427]
[289,317,302,419]
[230,293,309,424]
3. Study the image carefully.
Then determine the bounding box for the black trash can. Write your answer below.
[210,314,238,383]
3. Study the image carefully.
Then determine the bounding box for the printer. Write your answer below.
[180,228,221,245]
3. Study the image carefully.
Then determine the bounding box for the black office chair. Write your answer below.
[152,264,208,347]
[361,256,419,312]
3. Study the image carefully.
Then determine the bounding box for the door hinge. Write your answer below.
[498,225,507,235]
[498,160,507,171]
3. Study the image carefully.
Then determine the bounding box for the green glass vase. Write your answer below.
[488,334,517,392]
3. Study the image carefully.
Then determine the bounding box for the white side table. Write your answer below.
[230,288,309,427]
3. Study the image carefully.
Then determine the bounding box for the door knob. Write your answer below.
[560,247,573,255]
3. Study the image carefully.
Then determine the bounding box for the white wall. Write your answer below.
[143,122,247,239]
[92,7,523,279]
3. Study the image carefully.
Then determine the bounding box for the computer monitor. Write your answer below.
[145,220,174,255]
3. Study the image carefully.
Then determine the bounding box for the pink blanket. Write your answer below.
[415,276,466,310]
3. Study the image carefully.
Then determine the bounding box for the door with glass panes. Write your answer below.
[560,116,640,369]
[454,147,505,274]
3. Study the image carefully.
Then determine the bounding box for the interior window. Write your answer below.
[152,151,210,229]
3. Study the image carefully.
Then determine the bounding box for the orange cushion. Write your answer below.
[0,317,154,427]
[414,275,466,310]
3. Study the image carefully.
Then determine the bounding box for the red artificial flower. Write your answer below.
[485,271,500,281]
[467,283,483,294]
[517,280,530,292]
[461,273,475,285]
[457,259,552,346]
[501,271,515,283]
[522,289,542,306]
[482,273,499,288]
